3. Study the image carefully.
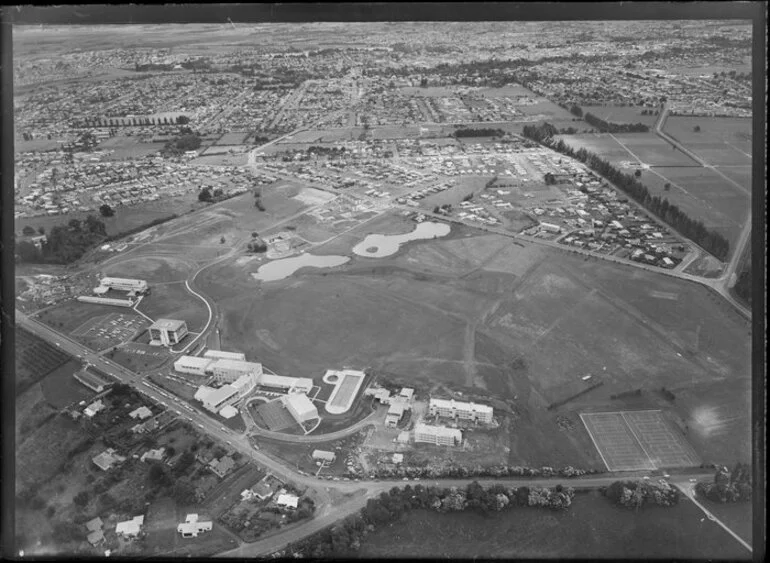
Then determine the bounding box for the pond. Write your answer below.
[252,253,350,282]
[352,221,451,258]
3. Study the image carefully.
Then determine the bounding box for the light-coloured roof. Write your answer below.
[219,405,238,418]
[414,422,462,439]
[203,349,246,361]
[203,385,238,406]
[276,493,299,508]
[175,356,214,369]
[429,397,493,414]
[283,393,317,417]
[150,318,187,331]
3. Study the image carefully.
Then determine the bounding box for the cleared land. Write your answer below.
[136,283,208,332]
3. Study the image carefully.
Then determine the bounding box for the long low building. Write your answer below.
[261,372,313,393]
[282,393,318,424]
[174,356,214,376]
[100,276,148,293]
[203,349,246,362]
[77,295,134,307]
[414,422,462,446]
[429,398,493,424]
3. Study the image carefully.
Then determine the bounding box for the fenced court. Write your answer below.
[580,410,700,472]
[254,399,296,432]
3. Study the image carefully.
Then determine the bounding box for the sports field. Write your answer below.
[581,410,700,471]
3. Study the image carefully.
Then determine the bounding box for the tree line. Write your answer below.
[282,481,576,558]
[695,463,752,503]
[521,122,730,261]
[603,480,680,509]
[454,127,506,138]
[583,112,650,133]
[16,215,107,264]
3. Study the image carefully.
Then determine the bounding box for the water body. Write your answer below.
[352,222,451,258]
[252,253,350,282]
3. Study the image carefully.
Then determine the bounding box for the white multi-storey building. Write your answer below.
[429,398,493,423]
[414,422,462,446]
[149,319,188,346]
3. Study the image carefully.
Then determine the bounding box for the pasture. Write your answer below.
[580,105,660,126]
[15,326,72,394]
[136,283,208,331]
[611,134,701,167]
[664,116,752,157]
[102,255,194,284]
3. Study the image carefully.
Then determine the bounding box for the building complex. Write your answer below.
[428,398,493,423]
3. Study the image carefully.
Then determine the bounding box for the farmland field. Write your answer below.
[354,490,751,559]
[15,326,72,394]
[102,255,194,283]
[580,105,660,126]
[663,116,752,157]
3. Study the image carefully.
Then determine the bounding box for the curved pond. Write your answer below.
[253,253,350,282]
[352,221,451,258]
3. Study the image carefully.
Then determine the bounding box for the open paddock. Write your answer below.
[39,359,94,408]
[663,116,752,156]
[580,105,660,126]
[136,282,209,331]
[611,134,701,167]
[102,255,194,284]
[215,131,251,145]
[36,299,122,337]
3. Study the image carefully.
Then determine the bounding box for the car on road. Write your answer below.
[226,441,232,445]
[663,473,670,479]
[55,343,60,347]
[220,427,226,431]
[643,476,650,480]
[161,402,167,406]
[402,477,409,481]
[197,424,204,429]
[689,478,697,483]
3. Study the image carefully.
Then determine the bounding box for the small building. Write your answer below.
[177,514,213,538]
[74,369,112,393]
[85,517,104,533]
[140,448,166,462]
[392,453,404,464]
[129,406,153,420]
[92,448,126,471]
[385,402,406,427]
[399,388,415,402]
[414,422,462,446]
[312,450,336,463]
[283,393,318,424]
[251,477,278,500]
[219,405,239,419]
[86,529,105,546]
[115,515,144,538]
[149,319,189,347]
[539,221,562,234]
[209,455,236,478]
[275,493,299,509]
[396,431,411,444]
[84,399,106,418]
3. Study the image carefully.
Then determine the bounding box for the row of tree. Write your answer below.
[283,481,575,557]
[454,127,506,138]
[78,115,190,128]
[583,112,650,133]
[361,462,592,481]
[604,480,680,509]
[696,463,752,503]
[521,122,730,261]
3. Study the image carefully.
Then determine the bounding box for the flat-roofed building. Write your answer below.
[174,356,214,376]
[385,402,406,427]
[195,385,239,413]
[283,393,318,424]
[429,398,493,424]
[203,349,246,362]
[312,449,336,463]
[149,319,188,347]
[414,422,462,446]
[100,276,148,293]
[209,359,263,384]
[261,372,313,393]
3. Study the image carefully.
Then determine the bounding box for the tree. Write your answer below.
[694,125,701,132]
[73,491,90,507]
[100,204,115,217]
[176,115,190,125]
[664,182,671,191]
[198,187,213,202]
[220,236,226,244]
[22,225,36,236]
[634,169,642,177]
[68,218,82,232]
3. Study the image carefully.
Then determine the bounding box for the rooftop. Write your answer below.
[150,318,187,331]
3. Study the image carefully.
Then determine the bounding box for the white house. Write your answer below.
[177,514,213,538]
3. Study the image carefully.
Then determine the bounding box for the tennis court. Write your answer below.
[254,399,296,432]
[581,410,700,472]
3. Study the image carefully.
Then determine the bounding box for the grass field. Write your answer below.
[664,116,752,157]
[16,326,72,394]
[580,105,660,126]
[136,282,208,331]
[354,490,751,559]
[102,255,194,283]
[39,359,94,408]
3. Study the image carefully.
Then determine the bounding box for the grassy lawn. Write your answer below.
[136,282,209,331]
